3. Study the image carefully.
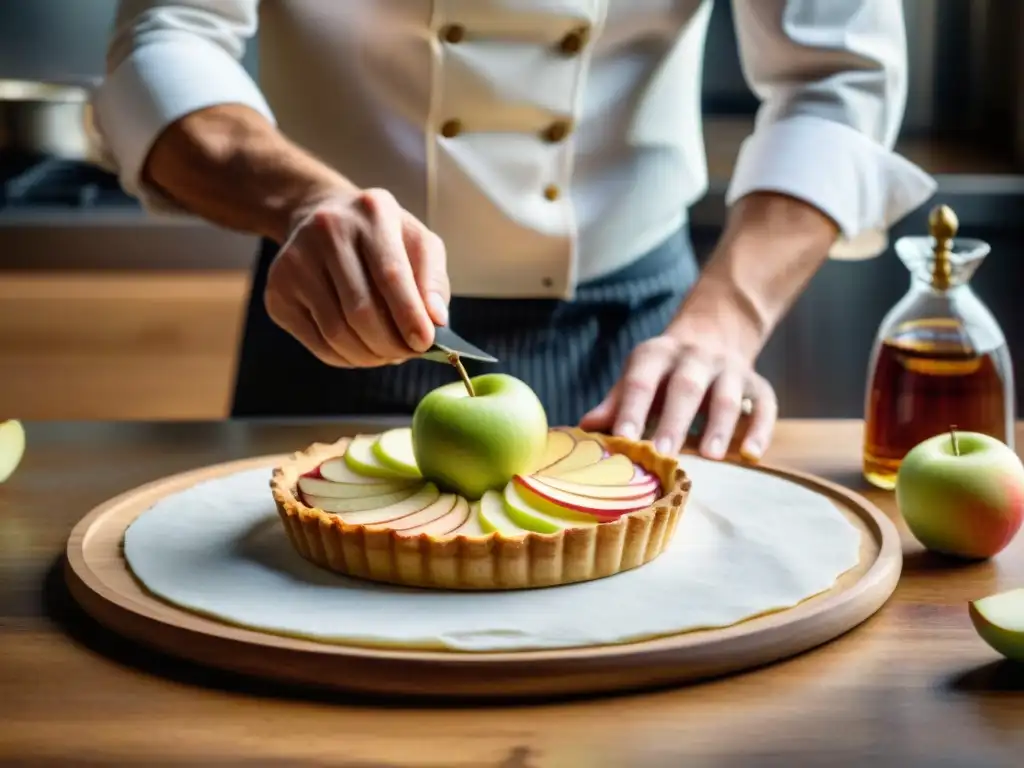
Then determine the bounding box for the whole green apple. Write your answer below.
[411,373,548,500]
[895,430,1024,560]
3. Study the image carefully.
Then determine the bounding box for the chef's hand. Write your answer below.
[264,186,451,367]
[579,330,777,461]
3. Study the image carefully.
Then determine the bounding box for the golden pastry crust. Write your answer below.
[269,430,690,590]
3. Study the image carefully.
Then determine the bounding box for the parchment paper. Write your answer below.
[123,456,862,652]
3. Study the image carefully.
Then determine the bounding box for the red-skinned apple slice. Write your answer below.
[301,484,423,514]
[537,438,604,477]
[298,474,416,499]
[503,481,600,533]
[397,496,472,536]
[531,474,658,500]
[359,490,453,530]
[514,474,657,520]
[319,457,403,485]
[551,453,638,485]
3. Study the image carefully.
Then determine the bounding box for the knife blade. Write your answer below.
[420,325,498,364]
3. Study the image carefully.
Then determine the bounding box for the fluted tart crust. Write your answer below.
[269,429,690,591]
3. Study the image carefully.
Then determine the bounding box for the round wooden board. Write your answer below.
[64,453,903,701]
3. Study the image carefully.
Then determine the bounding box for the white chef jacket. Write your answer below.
[92,0,937,299]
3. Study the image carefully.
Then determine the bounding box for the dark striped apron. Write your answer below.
[230,226,699,426]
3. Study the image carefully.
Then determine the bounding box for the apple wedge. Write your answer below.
[514,474,657,521]
[531,474,658,500]
[537,438,604,477]
[298,474,416,499]
[553,453,640,485]
[345,434,422,480]
[356,489,452,529]
[478,489,528,535]
[302,484,422,514]
[969,587,1024,661]
[503,481,600,533]
[372,427,420,477]
[398,496,472,536]
[0,419,26,483]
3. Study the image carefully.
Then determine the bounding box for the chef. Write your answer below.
[91,0,935,459]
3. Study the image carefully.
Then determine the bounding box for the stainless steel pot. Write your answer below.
[0,78,100,161]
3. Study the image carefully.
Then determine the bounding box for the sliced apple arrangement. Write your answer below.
[292,426,666,537]
[270,372,689,590]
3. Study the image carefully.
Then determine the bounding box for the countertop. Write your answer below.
[2,419,1024,767]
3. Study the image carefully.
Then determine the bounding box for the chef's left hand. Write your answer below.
[579,325,777,462]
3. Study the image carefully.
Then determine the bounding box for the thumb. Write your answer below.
[403,217,450,326]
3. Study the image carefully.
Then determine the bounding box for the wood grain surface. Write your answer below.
[63,450,900,699]
[3,420,1024,767]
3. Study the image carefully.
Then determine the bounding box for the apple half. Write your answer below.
[969,588,1024,661]
[0,419,26,484]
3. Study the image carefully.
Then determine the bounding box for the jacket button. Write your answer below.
[440,24,465,43]
[440,119,462,138]
[543,184,561,201]
[558,27,590,56]
[543,120,572,143]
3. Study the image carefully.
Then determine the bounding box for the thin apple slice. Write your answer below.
[298,474,416,499]
[532,474,658,500]
[372,427,420,477]
[503,481,600,534]
[515,474,656,520]
[478,489,527,534]
[554,453,638,485]
[0,419,26,483]
[359,490,453,530]
[302,484,422,514]
[398,496,471,536]
[319,456,399,485]
[528,430,576,473]
[450,503,488,537]
[345,434,421,480]
[537,438,604,478]
[969,587,1024,661]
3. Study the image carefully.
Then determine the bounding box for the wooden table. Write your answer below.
[3,420,1023,767]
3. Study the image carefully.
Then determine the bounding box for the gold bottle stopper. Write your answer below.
[928,204,958,290]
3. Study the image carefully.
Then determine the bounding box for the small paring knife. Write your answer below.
[420,325,498,364]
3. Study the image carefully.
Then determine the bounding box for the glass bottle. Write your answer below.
[862,204,1015,490]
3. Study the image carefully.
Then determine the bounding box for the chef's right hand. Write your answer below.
[264,187,450,367]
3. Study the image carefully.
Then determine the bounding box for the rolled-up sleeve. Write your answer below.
[727,0,937,257]
[90,0,275,210]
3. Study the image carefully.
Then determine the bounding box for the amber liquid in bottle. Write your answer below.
[863,319,1010,490]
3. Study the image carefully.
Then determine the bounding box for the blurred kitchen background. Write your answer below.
[1,0,1022,421]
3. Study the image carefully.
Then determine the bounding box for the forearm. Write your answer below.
[667,192,839,357]
[142,104,354,243]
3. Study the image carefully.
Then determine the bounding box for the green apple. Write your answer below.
[345,434,421,480]
[895,430,1024,560]
[0,419,25,483]
[969,588,1024,661]
[411,373,548,500]
[372,427,420,476]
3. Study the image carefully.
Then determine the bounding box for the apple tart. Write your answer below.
[270,425,690,591]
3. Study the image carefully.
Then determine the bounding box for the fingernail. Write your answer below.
[617,422,639,440]
[655,438,673,455]
[741,439,762,461]
[428,292,449,326]
[704,435,725,459]
[408,331,429,352]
